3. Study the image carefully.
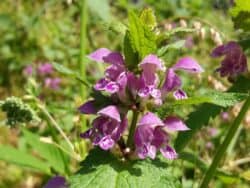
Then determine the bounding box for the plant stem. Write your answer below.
[38,104,75,152]
[199,95,250,188]
[79,0,88,100]
[127,110,139,149]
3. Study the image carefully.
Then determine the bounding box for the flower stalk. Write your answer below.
[127,110,140,149]
[79,0,88,99]
[200,94,250,188]
[37,104,75,154]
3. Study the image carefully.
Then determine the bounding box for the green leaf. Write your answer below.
[69,149,181,188]
[127,11,157,59]
[0,145,50,174]
[230,0,250,31]
[123,31,139,71]
[175,76,250,152]
[173,92,248,107]
[87,0,111,22]
[52,62,75,76]
[22,129,70,174]
[52,62,90,87]
[139,8,157,30]
[157,40,186,56]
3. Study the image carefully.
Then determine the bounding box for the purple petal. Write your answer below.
[173,57,203,73]
[94,78,109,91]
[80,129,93,139]
[160,145,178,160]
[88,48,124,65]
[78,100,97,114]
[44,176,67,188]
[164,116,189,131]
[102,52,124,65]
[98,135,115,150]
[173,89,188,100]
[162,68,182,92]
[116,72,127,89]
[147,145,157,159]
[88,48,111,62]
[211,41,240,57]
[98,105,121,122]
[112,117,128,141]
[38,63,53,75]
[139,54,165,71]
[134,125,154,147]
[136,145,149,159]
[138,112,164,127]
[150,88,161,99]
[23,65,33,76]
[139,55,165,86]
[152,127,169,148]
[138,86,151,98]
[105,65,124,80]
[105,81,120,93]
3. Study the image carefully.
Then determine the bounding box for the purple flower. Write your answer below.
[78,100,97,114]
[23,65,33,76]
[38,63,53,75]
[88,48,127,94]
[44,77,61,90]
[211,41,248,78]
[162,57,203,99]
[134,112,187,159]
[80,105,127,150]
[44,176,67,188]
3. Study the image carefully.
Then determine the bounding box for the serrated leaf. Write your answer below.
[173,92,248,107]
[139,8,157,30]
[157,40,186,56]
[0,145,50,174]
[230,0,250,31]
[123,31,139,71]
[69,149,181,188]
[175,76,250,152]
[127,11,157,59]
[22,129,69,174]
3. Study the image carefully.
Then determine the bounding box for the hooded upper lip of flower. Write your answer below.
[162,57,203,99]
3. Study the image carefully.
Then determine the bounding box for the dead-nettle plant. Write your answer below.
[78,9,203,160]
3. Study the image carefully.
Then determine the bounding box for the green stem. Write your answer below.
[38,104,75,152]
[79,0,88,99]
[127,110,139,149]
[79,0,88,132]
[200,95,250,188]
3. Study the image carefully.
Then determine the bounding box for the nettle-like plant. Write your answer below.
[0,5,249,188]
[69,9,249,188]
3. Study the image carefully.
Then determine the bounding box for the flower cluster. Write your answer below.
[0,97,38,126]
[211,41,248,79]
[79,48,203,160]
[23,63,61,90]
